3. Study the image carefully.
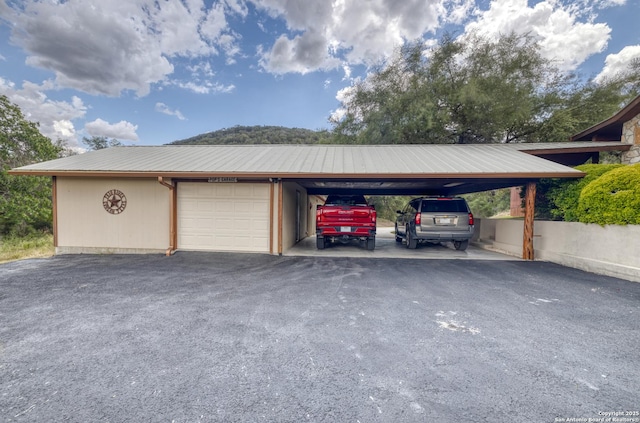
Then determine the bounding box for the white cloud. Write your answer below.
[0,78,86,145]
[260,31,341,74]
[187,62,216,78]
[53,120,76,139]
[463,0,611,71]
[330,82,360,123]
[84,119,139,141]
[256,0,455,73]
[174,80,236,94]
[445,0,475,25]
[155,102,186,120]
[2,0,244,97]
[595,45,640,83]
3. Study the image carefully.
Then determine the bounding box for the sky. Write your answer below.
[0,0,639,149]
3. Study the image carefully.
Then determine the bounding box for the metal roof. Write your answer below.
[12,144,583,178]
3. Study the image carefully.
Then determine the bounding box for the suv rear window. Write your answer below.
[420,199,468,213]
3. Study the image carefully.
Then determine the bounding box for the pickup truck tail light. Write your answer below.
[372,210,377,223]
[468,212,474,226]
[415,212,421,225]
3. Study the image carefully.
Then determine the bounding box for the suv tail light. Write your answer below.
[372,210,377,223]
[468,212,474,226]
[316,208,323,222]
[415,212,421,225]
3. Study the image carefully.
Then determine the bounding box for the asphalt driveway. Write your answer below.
[1,254,639,422]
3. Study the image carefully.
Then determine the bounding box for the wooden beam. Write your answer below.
[52,176,58,248]
[278,180,283,255]
[522,182,536,260]
[171,181,177,250]
[157,177,177,255]
[269,181,274,255]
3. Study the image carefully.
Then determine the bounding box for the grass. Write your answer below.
[0,233,55,264]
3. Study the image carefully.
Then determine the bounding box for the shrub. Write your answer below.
[576,163,640,225]
[546,163,625,221]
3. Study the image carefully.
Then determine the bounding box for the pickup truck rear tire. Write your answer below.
[366,237,375,251]
[406,227,417,249]
[316,236,326,250]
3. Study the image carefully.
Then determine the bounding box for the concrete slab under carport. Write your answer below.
[285,226,518,260]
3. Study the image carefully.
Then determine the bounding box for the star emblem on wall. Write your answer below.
[102,189,127,214]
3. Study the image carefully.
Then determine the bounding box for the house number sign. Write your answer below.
[103,189,127,214]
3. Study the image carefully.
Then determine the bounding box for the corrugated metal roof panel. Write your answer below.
[12,144,585,176]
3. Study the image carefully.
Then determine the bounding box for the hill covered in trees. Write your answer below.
[169,125,332,145]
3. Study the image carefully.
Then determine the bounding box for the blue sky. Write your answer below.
[1,0,639,149]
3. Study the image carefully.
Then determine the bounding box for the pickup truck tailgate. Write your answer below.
[318,206,375,224]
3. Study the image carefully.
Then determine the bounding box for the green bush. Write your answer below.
[547,163,625,221]
[576,164,640,225]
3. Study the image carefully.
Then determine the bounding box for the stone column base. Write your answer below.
[622,145,640,164]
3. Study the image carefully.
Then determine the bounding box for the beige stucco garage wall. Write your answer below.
[475,218,640,283]
[281,182,308,253]
[56,177,170,253]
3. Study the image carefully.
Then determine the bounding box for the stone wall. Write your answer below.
[622,112,640,164]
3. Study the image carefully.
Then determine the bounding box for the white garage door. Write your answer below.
[178,183,270,252]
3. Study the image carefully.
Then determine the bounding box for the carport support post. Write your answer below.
[158,177,177,255]
[522,182,536,260]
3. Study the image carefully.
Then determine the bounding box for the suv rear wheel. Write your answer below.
[317,236,326,250]
[406,226,417,249]
[453,240,469,251]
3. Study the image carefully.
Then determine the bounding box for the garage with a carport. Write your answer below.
[10,142,628,259]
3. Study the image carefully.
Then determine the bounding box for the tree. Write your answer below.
[83,136,122,150]
[537,72,640,143]
[0,95,62,235]
[332,33,571,144]
[463,189,511,218]
[331,32,640,145]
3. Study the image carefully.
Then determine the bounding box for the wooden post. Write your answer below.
[522,181,536,260]
[278,180,283,255]
[52,176,58,248]
[269,182,274,255]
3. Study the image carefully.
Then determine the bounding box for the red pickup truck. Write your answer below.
[316,195,377,250]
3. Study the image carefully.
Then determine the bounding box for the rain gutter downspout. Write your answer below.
[158,176,177,256]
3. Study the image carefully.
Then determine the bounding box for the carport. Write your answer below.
[10,142,628,259]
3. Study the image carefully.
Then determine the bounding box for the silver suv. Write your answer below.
[395,197,474,250]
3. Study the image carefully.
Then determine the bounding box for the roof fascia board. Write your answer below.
[571,95,640,141]
[8,170,585,179]
[522,144,631,155]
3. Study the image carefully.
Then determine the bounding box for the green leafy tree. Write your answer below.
[332,33,570,144]
[83,136,122,150]
[538,73,640,143]
[0,95,62,235]
[331,32,639,145]
[170,126,332,145]
[366,195,411,222]
[463,189,511,218]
